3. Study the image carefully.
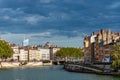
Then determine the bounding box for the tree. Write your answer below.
[111,44,120,70]
[0,40,13,61]
[56,47,84,61]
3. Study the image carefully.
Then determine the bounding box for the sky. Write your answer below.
[0,0,120,47]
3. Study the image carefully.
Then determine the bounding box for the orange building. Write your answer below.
[84,29,120,64]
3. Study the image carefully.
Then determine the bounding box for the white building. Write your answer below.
[50,47,60,60]
[11,44,20,61]
[29,49,40,61]
[13,53,19,61]
[39,48,50,60]
[19,49,28,61]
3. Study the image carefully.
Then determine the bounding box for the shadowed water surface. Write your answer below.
[0,66,120,80]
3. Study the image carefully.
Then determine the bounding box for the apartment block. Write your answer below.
[84,29,120,64]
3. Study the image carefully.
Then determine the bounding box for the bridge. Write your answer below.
[52,60,65,65]
[41,60,65,65]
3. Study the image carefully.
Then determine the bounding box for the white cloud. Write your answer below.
[108,2,120,9]
[1,31,51,41]
[2,16,10,20]
[97,13,120,19]
[40,0,53,3]
[0,8,25,22]
[0,8,50,23]
[24,15,48,24]
[24,16,39,24]
[48,12,70,21]
[30,32,51,37]
[0,8,24,14]
[0,31,83,47]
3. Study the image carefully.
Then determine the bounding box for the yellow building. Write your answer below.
[29,49,40,61]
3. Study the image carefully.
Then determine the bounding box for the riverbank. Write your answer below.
[64,63,120,77]
[0,62,53,69]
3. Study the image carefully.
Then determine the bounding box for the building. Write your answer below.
[44,42,58,48]
[50,47,60,60]
[29,49,40,61]
[84,36,91,64]
[10,42,60,62]
[19,46,41,62]
[39,48,50,60]
[42,42,61,61]
[84,29,120,64]
[11,44,20,61]
[102,44,113,62]
[19,49,28,61]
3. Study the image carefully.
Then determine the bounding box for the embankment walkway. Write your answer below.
[64,64,102,73]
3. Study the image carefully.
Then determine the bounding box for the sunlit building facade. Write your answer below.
[84,29,120,64]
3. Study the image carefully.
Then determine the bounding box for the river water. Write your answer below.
[0,65,120,80]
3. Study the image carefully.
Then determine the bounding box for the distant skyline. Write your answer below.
[0,0,120,47]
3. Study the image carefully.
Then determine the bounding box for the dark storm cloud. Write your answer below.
[0,0,120,47]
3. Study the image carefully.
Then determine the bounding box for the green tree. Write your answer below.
[111,44,120,70]
[0,40,13,61]
[56,47,83,61]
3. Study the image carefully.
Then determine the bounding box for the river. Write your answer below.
[0,65,120,80]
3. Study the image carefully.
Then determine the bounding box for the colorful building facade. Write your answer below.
[84,29,120,64]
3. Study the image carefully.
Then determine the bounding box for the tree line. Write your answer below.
[111,44,120,70]
[0,40,13,61]
[56,47,84,61]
